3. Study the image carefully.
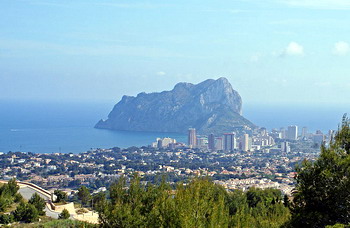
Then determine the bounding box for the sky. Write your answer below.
[1,0,350,106]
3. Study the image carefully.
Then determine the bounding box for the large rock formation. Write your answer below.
[95,77,255,134]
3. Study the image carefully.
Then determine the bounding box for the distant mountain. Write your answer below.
[95,77,255,134]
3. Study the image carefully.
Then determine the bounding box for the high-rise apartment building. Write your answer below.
[287,125,298,140]
[188,128,197,148]
[208,134,215,151]
[241,134,250,152]
[215,137,223,151]
[196,136,208,149]
[155,137,177,148]
[223,132,236,152]
[301,127,308,139]
[280,127,286,139]
[281,141,291,153]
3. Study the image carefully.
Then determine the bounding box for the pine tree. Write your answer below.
[77,186,91,206]
[28,193,46,215]
[288,116,350,227]
[12,202,39,223]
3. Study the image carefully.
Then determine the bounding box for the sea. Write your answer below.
[0,100,348,154]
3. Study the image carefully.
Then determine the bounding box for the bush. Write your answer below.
[58,209,70,219]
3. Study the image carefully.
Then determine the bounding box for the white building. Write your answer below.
[241,134,250,152]
[287,125,298,140]
[188,128,197,148]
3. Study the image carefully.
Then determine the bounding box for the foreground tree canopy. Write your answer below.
[288,115,350,227]
[97,176,290,228]
[0,179,44,224]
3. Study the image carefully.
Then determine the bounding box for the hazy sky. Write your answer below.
[1,0,350,105]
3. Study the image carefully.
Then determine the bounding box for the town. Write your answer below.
[0,125,332,197]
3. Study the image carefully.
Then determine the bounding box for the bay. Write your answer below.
[0,100,347,154]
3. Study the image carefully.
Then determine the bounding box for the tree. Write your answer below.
[0,196,13,212]
[54,189,68,203]
[97,175,290,228]
[77,186,91,206]
[0,179,19,212]
[28,193,46,215]
[288,116,350,227]
[283,194,290,208]
[175,177,229,227]
[12,202,39,223]
[6,178,19,196]
[92,192,106,211]
[59,208,70,219]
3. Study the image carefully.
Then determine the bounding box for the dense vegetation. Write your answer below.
[0,180,45,224]
[287,116,350,227]
[95,176,290,228]
[10,218,97,228]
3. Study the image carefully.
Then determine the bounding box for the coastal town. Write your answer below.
[0,125,330,197]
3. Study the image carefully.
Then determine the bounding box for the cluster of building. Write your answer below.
[273,125,335,144]
[152,125,335,154]
[0,123,332,195]
[214,178,294,195]
[189,128,255,152]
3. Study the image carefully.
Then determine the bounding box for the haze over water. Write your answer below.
[0,100,346,154]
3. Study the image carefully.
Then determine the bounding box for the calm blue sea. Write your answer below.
[0,100,347,154]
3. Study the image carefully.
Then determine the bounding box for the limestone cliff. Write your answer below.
[95,77,255,134]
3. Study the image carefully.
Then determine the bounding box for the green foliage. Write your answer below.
[7,178,19,196]
[13,202,39,223]
[10,219,97,228]
[92,192,106,211]
[246,187,281,208]
[289,116,350,227]
[283,194,290,208]
[325,224,350,228]
[0,213,14,225]
[58,208,70,219]
[0,196,13,212]
[54,189,68,203]
[14,192,24,203]
[97,175,290,228]
[0,179,19,212]
[77,186,91,206]
[175,177,229,227]
[230,188,290,228]
[28,193,46,216]
[35,219,97,228]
